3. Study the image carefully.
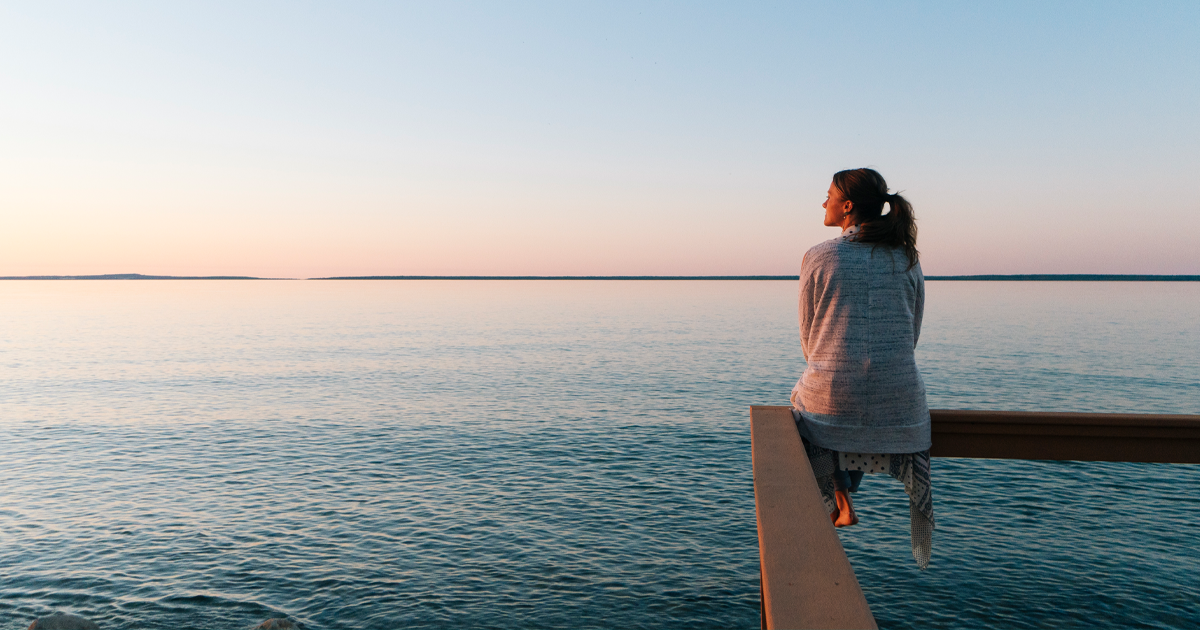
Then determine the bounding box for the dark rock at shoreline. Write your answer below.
[28,613,99,630]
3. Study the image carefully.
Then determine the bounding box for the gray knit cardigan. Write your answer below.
[790,234,931,453]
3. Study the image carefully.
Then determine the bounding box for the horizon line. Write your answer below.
[2,273,1200,282]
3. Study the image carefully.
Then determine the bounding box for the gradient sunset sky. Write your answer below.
[2,2,1197,278]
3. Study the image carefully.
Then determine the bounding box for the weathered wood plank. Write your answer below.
[751,406,877,630]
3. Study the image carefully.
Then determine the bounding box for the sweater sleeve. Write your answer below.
[912,265,925,347]
[798,251,816,362]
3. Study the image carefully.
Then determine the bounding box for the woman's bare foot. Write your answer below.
[833,489,858,527]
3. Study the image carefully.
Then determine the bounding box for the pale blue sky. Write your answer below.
[2,1,1197,276]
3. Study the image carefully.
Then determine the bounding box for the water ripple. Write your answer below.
[1,280,1197,629]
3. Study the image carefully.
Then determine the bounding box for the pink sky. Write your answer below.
[3,3,1197,278]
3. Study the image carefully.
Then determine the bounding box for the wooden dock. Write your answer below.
[750,406,1200,629]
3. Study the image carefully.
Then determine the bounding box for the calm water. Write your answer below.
[1,280,1197,629]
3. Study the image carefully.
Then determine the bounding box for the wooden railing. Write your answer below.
[751,406,877,630]
[750,406,1200,629]
[929,409,1200,463]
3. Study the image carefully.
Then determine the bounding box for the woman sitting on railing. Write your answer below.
[791,167,935,568]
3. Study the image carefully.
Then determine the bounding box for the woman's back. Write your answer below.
[793,237,930,454]
[793,167,934,564]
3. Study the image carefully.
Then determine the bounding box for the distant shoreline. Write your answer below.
[925,274,1200,282]
[0,274,264,280]
[2,273,1199,281]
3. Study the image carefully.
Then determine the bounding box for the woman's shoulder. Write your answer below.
[802,239,866,285]
[804,237,866,267]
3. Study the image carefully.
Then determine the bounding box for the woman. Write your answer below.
[790,168,934,568]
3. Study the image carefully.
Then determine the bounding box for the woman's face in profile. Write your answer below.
[822,182,851,228]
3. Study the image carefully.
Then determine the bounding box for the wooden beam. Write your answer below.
[750,406,877,630]
[750,406,1199,628]
[929,409,1200,463]
[752,406,1200,464]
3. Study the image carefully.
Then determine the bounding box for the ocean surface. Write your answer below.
[1,280,1197,629]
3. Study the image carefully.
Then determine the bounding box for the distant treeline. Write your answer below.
[313,275,796,280]
[317,274,1200,281]
[924,274,1200,281]
[0,273,260,280]
[3,274,1197,281]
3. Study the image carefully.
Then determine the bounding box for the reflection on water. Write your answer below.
[1,280,1197,629]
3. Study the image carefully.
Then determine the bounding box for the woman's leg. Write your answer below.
[847,470,865,492]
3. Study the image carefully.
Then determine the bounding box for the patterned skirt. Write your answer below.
[793,415,935,569]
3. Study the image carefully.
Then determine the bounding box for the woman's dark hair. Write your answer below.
[832,168,919,269]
